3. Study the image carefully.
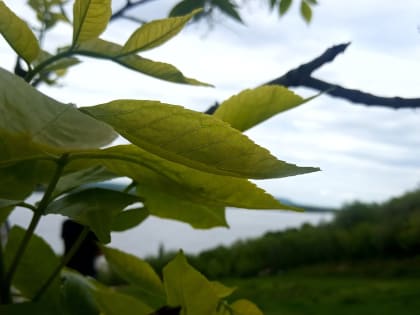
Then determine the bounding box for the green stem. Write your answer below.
[4,154,69,295]
[25,50,74,83]
[33,226,90,301]
[0,228,11,304]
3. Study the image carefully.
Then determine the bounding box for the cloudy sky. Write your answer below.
[1,0,420,209]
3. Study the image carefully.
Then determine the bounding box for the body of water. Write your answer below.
[6,194,333,258]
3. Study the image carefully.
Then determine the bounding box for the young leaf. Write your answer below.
[0,67,116,158]
[214,85,305,131]
[120,9,200,55]
[5,226,60,302]
[212,0,243,23]
[169,0,205,17]
[231,299,264,315]
[102,247,166,305]
[82,100,318,179]
[163,252,220,315]
[72,0,111,45]
[300,0,312,23]
[279,0,293,15]
[45,188,140,243]
[94,286,153,315]
[78,39,211,86]
[0,1,40,64]
[112,207,149,232]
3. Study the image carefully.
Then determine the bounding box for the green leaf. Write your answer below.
[210,281,236,298]
[45,188,140,243]
[0,161,40,199]
[120,9,200,55]
[33,50,80,74]
[78,38,211,86]
[60,270,99,315]
[169,0,205,18]
[0,67,117,163]
[53,165,118,197]
[214,85,305,131]
[231,299,264,315]
[72,0,111,44]
[82,100,318,179]
[300,0,312,23]
[0,1,40,64]
[163,252,220,315]
[102,247,166,306]
[112,207,149,231]
[279,0,293,15]
[0,301,59,315]
[213,0,243,23]
[94,286,153,315]
[306,0,317,4]
[269,0,277,10]
[5,226,60,301]
[68,145,301,228]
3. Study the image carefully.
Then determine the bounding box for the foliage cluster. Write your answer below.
[0,0,318,314]
[147,188,420,278]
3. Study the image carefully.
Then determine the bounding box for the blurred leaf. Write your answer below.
[212,0,243,23]
[306,0,317,4]
[45,188,139,243]
[82,100,318,179]
[72,0,111,44]
[0,301,59,315]
[112,207,149,231]
[269,0,277,10]
[102,247,166,306]
[5,226,60,302]
[94,286,153,315]
[169,0,205,17]
[78,38,210,86]
[279,0,293,15]
[0,161,41,199]
[210,281,236,298]
[53,165,118,197]
[60,270,99,315]
[0,1,40,64]
[300,0,312,23]
[214,85,305,131]
[121,9,200,55]
[0,67,117,163]
[163,252,220,315]
[33,50,80,74]
[0,198,22,209]
[231,299,264,315]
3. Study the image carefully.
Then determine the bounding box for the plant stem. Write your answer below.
[3,154,69,297]
[25,50,73,83]
[33,226,90,301]
[0,229,11,304]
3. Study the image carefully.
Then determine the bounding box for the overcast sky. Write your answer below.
[1,0,420,208]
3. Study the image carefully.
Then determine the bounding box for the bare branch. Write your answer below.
[111,0,158,22]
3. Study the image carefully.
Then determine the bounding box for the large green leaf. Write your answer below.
[0,67,116,163]
[0,161,40,199]
[72,0,111,44]
[214,85,305,132]
[120,10,200,55]
[67,145,300,228]
[94,286,153,315]
[279,0,293,15]
[45,188,139,243]
[77,38,210,86]
[163,252,220,315]
[82,100,318,179]
[0,1,40,64]
[0,301,60,315]
[102,247,166,306]
[5,226,60,302]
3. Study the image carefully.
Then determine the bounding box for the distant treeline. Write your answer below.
[147,188,420,278]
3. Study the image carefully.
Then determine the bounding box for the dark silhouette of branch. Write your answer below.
[111,0,158,22]
[265,42,420,109]
[207,42,420,113]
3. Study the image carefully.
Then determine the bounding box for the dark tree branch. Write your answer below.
[265,42,420,109]
[111,0,158,22]
[207,42,420,113]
